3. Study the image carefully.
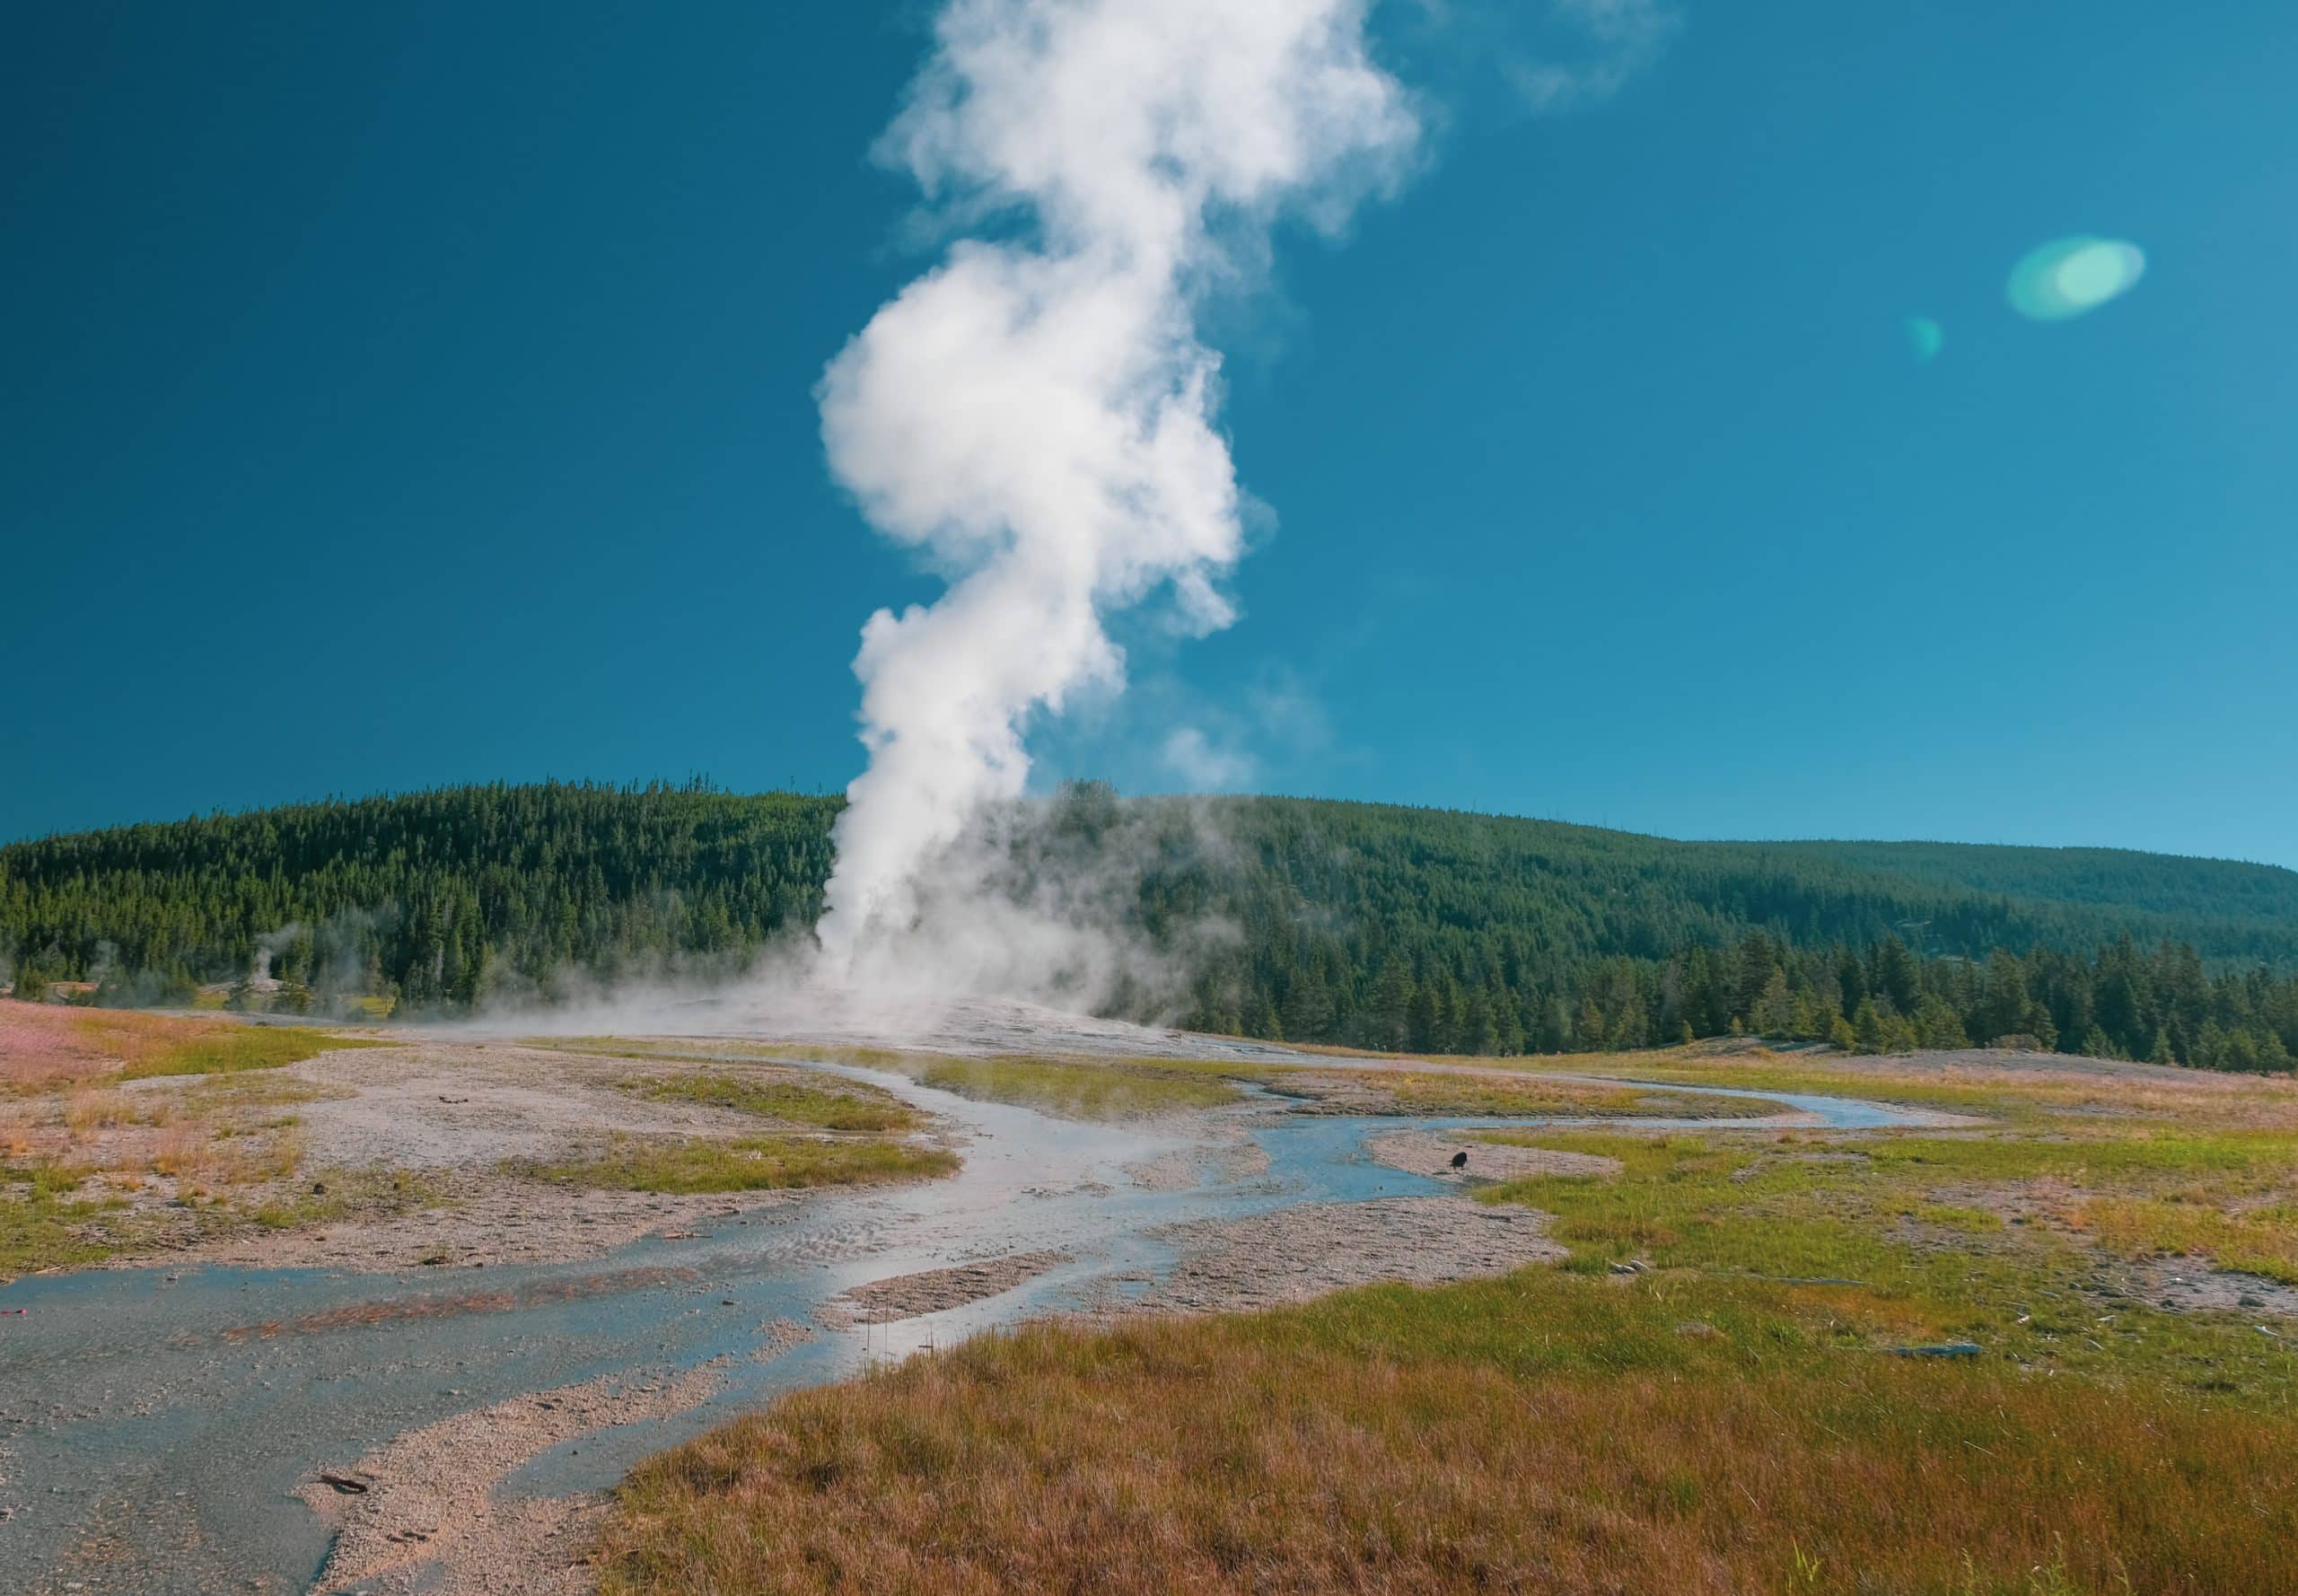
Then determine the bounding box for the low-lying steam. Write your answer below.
[812,0,1417,1000]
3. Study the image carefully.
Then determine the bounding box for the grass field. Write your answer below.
[599,1046,2298,1596]
[1299,1067,1784,1119]
[1488,1041,2298,1129]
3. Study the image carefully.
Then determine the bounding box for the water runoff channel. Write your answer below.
[0,1048,1945,1594]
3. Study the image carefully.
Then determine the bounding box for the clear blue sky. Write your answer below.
[4,3,2293,865]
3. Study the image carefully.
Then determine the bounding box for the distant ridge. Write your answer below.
[4,782,2292,1067]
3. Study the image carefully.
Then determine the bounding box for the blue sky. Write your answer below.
[4,2,2293,865]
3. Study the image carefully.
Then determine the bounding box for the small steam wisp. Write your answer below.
[813,0,1416,998]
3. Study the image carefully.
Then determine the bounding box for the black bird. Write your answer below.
[1449,1150,1469,1170]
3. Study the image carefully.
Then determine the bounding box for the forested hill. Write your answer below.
[3,782,2293,1070]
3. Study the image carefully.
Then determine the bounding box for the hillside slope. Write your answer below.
[3,782,2292,1066]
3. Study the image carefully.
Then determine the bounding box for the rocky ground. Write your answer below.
[296,1363,733,1596]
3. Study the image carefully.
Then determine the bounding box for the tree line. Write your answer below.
[1188,926,2295,1074]
[3,782,2293,1073]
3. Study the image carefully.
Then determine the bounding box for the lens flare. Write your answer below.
[2006,236,2146,321]
[1905,317,1944,364]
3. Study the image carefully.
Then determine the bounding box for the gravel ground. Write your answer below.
[1137,1196,1566,1313]
[819,1250,1072,1327]
[295,1363,725,1596]
[752,1317,818,1361]
[2129,1256,2298,1320]
[1119,1122,1273,1192]
[1366,1129,1623,1182]
[131,1180,811,1274]
[98,1040,944,1273]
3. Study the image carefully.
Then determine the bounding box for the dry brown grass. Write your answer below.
[1,1003,368,1269]
[602,1311,2294,1596]
[144,1119,302,1187]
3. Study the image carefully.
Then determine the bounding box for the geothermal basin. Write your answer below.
[0,1004,1960,1594]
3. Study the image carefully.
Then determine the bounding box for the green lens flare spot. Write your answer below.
[2006,236,2146,321]
[1904,317,1944,363]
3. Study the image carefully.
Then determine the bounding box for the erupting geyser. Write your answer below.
[811,0,1418,991]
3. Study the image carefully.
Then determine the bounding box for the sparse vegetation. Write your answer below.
[247,1168,447,1231]
[553,1038,907,1072]
[0,1004,386,1273]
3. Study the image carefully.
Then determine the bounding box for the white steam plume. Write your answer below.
[814,0,1417,979]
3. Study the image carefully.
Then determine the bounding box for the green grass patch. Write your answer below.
[1864,1128,2298,1180]
[1910,1202,2005,1233]
[1468,1127,2298,1396]
[889,1055,1242,1120]
[623,1072,918,1133]
[522,1135,958,1195]
[110,1023,386,1080]
[0,1180,126,1277]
